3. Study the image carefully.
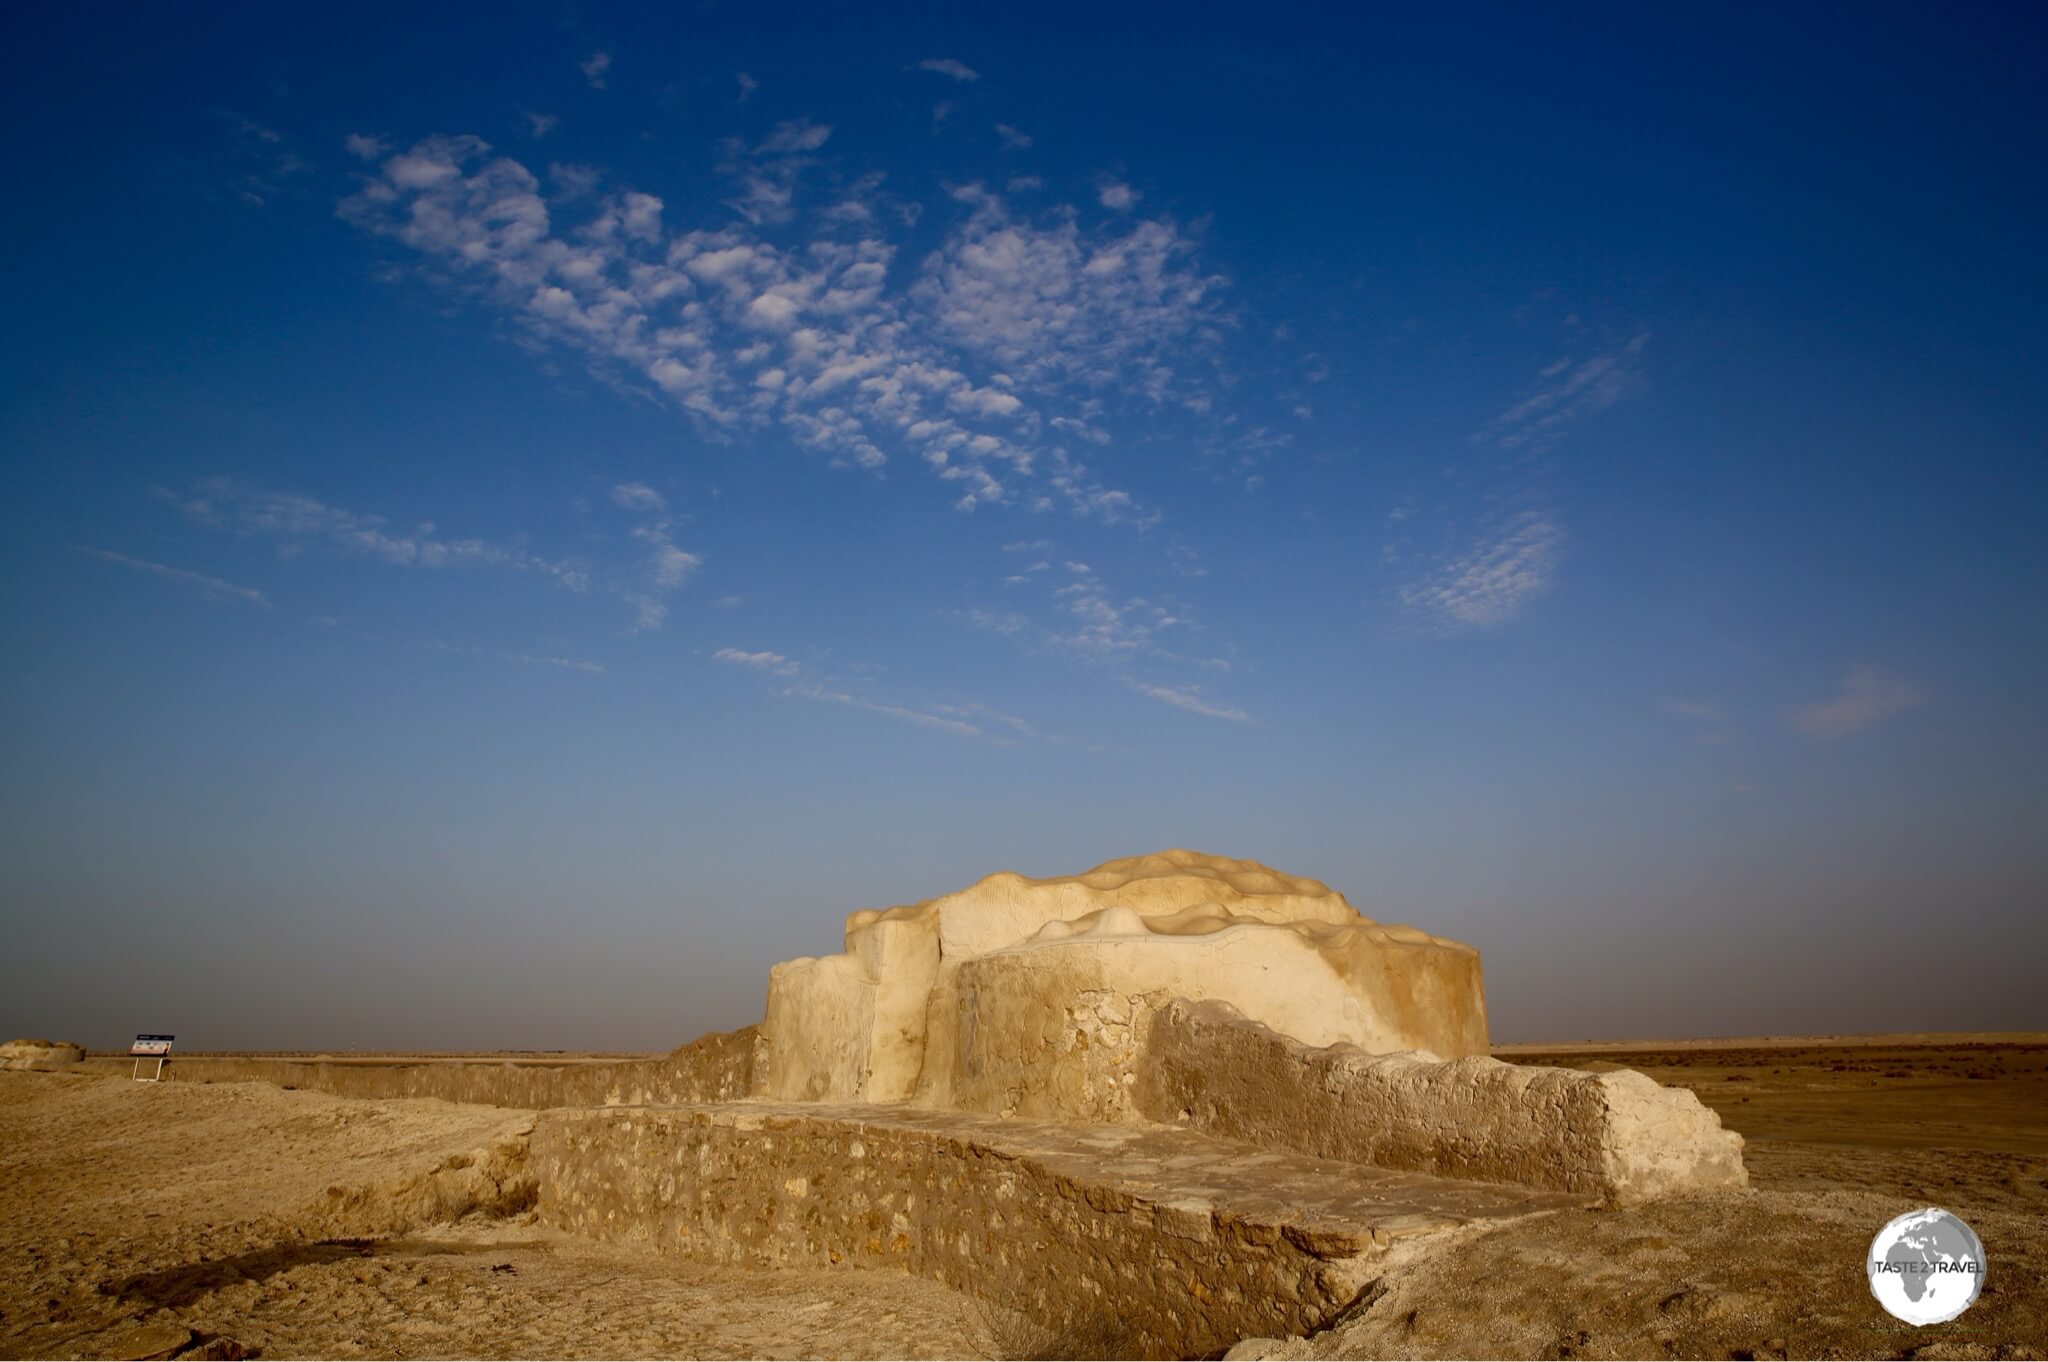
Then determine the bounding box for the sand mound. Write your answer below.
[0,1039,85,1070]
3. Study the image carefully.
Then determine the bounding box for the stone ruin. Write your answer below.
[30,851,1748,1357]
[530,849,1747,1352]
[756,849,1746,1202]
[762,849,1486,1102]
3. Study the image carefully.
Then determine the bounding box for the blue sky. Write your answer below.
[3,3,2043,1050]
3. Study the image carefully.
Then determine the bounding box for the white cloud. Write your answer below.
[603,481,700,628]
[158,479,589,589]
[714,126,821,226]
[609,482,666,511]
[755,119,832,154]
[1097,181,1138,212]
[341,138,1214,520]
[527,653,604,674]
[782,680,981,736]
[77,547,270,608]
[963,606,1029,634]
[622,522,701,621]
[1400,511,1563,629]
[966,555,1245,724]
[916,58,980,82]
[980,556,1207,668]
[912,186,1225,409]
[430,640,605,674]
[525,112,559,138]
[1002,560,1049,584]
[1789,664,1929,739]
[736,72,758,100]
[713,647,1032,744]
[1132,682,1249,723]
[623,594,666,631]
[580,52,611,89]
[933,701,1038,738]
[994,123,1032,150]
[713,647,798,676]
[344,133,388,161]
[1481,334,1649,450]
[647,540,701,588]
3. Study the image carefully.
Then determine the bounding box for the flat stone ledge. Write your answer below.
[532,1101,1588,1358]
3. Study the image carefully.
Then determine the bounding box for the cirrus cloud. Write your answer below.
[1790,664,1929,739]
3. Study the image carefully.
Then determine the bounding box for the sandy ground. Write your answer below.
[4,1038,2045,1360]
[0,1074,1002,1360]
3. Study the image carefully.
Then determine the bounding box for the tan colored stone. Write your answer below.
[759,849,1489,1108]
[752,849,1746,1203]
[1138,999,1748,1204]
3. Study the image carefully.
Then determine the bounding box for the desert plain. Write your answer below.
[2,1034,2044,1361]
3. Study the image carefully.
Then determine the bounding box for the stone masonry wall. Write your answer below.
[1135,1000,1747,1205]
[530,1104,1403,1360]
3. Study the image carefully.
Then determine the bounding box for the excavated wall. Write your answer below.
[1136,1000,1747,1204]
[527,1102,1586,1360]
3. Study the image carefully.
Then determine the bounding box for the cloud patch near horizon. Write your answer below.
[1789,664,1929,739]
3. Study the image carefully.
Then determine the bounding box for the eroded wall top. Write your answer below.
[762,850,1490,1107]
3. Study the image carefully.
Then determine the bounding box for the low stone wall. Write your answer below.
[1136,1000,1747,1205]
[530,1102,1585,1359]
[72,1028,762,1110]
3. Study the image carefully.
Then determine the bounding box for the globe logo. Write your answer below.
[1868,1207,1986,1325]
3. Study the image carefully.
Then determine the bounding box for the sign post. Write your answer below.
[129,1034,174,1082]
